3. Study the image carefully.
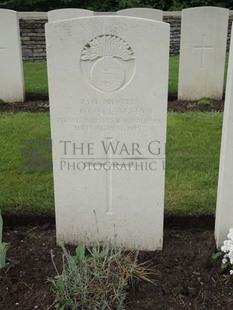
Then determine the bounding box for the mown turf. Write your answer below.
[169,55,179,98]
[24,62,48,95]
[165,112,223,215]
[0,112,223,216]
[0,113,53,215]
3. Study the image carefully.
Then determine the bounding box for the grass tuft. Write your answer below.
[0,210,9,268]
[51,243,153,310]
[197,98,214,106]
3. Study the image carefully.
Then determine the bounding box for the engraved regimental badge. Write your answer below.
[80,35,135,92]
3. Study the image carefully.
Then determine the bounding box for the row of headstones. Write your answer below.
[0,8,232,250]
[44,9,233,250]
[0,6,230,103]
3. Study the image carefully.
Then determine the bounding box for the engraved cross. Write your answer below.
[87,137,135,215]
[104,137,113,215]
[193,35,213,69]
[86,137,114,215]
[103,137,136,214]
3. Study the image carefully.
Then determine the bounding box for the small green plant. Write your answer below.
[51,242,153,310]
[212,251,229,270]
[197,97,214,106]
[0,210,9,269]
[212,228,233,274]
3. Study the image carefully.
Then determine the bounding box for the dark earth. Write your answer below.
[0,97,225,113]
[1,99,231,309]
[1,223,233,310]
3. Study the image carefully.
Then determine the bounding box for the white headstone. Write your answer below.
[117,8,163,21]
[178,7,229,100]
[48,9,93,22]
[215,23,233,248]
[0,9,24,102]
[46,16,169,251]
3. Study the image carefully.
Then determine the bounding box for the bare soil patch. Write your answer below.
[1,226,233,310]
[0,99,224,113]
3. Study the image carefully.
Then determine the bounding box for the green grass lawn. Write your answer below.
[166,112,222,215]
[0,113,53,215]
[0,112,223,217]
[24,62,48,95]
[23,55,228,98]
[169,55,179,97]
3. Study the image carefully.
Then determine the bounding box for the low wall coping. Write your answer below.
[18,10,233,20]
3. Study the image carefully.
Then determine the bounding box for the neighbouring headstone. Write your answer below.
[178,7,229,100]
[117,8,163,21]
[0,9,24,102]
[48,9,93,22]
[46,16,169,250]
[215,23,233,248]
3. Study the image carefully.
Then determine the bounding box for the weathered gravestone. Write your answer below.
[0,9,24,102]
[48,9,93,22]
[46,16,169,250]
[215,23,233,248]
[178,7,228,100]
[117,8,163,21]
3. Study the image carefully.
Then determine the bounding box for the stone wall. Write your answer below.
[18,11,233,62]
[163,12,181,56]
[19,12,47,62]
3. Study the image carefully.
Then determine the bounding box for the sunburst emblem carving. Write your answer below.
[80,35,135,92]
[81,35,135,61]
